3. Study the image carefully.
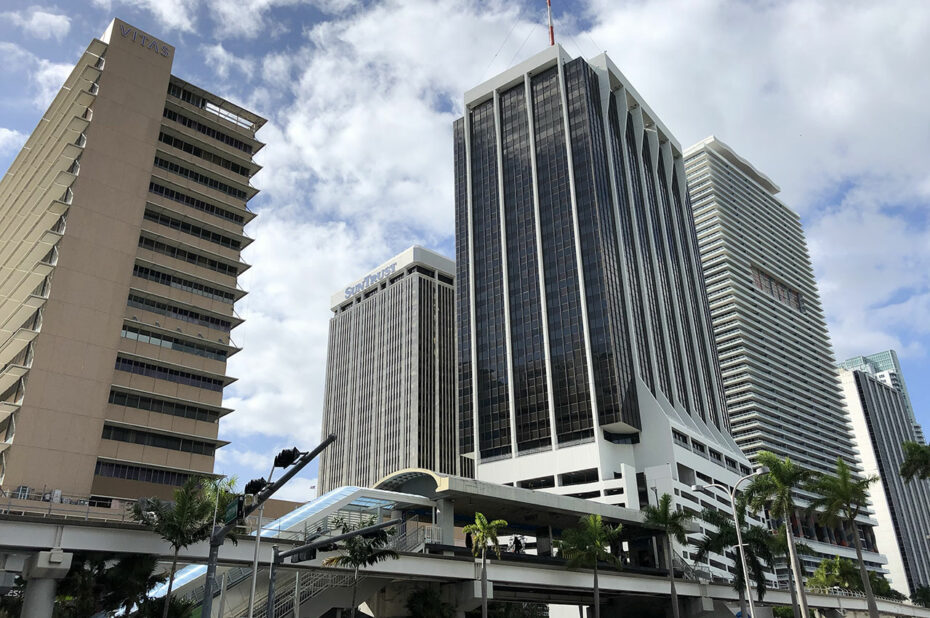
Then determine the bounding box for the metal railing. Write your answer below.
[805,586,914,605]
[0,486,135,522]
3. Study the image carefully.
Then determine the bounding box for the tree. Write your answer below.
[558,514,623,618]
[642,493,691,618]
[322,515,399,617]
[406,586,455,618]
[912,585,930,607]
[807,556,860,590]
[900,441,930,483]
[806,457,880,618]
[769,524,814,618]
[745,451,813,617]
[462,512,508,618]
[133,476,215,618]
[693,501,774,617]
[133,595,195,618]
[869,573,907,601]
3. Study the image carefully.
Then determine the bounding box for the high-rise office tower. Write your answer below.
[318,246,460,494]
[839,350,924,443]
[0,19,263,501]
[455,45,753,579]
[685,136,885,575]
[838,367,930,596]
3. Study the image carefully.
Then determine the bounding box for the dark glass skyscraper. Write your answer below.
[454,48,751,582]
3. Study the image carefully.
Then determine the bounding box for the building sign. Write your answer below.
[118,24,171,58]
[344,263,397,299]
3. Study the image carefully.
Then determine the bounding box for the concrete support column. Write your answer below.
[436,499,455,547]
[20,549,72,618]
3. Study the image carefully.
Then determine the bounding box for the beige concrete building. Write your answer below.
[0,18,264,502]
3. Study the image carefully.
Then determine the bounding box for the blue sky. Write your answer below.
[1,0,928,502]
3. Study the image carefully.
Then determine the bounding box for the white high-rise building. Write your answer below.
[685,136,886,578]
[838,350,924,443]
[317,246,460,494]
[455,46,755,582]
[838,367,930,596]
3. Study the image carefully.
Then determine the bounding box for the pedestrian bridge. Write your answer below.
[1,470,927,617]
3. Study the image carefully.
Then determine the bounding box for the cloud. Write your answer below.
[201,43,255,79]
[0,42,74,109]
[91,0,199,33]
[205,0,308,39]
[3,7,71,40]
[0,128,27,156]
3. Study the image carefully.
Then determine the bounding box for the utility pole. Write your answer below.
[200,434,336,618]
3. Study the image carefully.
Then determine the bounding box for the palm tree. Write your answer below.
[769,523,813,618]
[911,585,930,608]
[692,502,774,618]
[133,476,215,618]
[558,514,622,618]
[642,493,692,618]
[745,451,813,617]
[806,457,880,618]
[463,512,508,618]
[322,516,399,617]
[900,441,930,482]
[101,554,167,615]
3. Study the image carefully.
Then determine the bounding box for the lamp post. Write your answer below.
[692,468,767,618]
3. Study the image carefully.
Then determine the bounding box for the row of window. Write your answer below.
[144,208,242,250]
[163,107,253,154]
[127,294,233,332]
[751,266,804,312]
[121,325,228,362]
[154,157,247,200]
[114,356,225,392]
[109,389,219,423]
[158,132,251,177]
[138,235,239,277]
[149,182,245,225]
[102,424,216,455]
[94,460,190,487]
[133,264,236,304]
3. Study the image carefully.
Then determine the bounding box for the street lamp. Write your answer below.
[691,467,768,618]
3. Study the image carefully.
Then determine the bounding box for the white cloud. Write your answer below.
[205,0,307,39]
[201,43,255,79]
[0,42,73,109]
[91,0,199,32]
[3,7,71,40]
[0,128,27,156]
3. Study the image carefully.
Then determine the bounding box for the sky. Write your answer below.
[1,0,928,504]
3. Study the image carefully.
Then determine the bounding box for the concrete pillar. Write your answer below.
[436,499,455,547]
[536,526,553,557]
[20,549,73,618]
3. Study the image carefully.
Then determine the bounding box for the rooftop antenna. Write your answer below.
[547,0,555,46]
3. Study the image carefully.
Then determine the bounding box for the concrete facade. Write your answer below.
[684,136,886,578]
[839,368,930,596]
[0,18,264,501]
[318,246,460,493]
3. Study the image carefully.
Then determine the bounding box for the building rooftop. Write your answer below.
[685,135,781,195]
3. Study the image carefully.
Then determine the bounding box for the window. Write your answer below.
[559,468,599,487]
[132,264,236,304]
[109,389,219,423]
[143,209,242,249]
[517,476,555,490]
[149,182,245,224]
[751,266,803,312]
[121,325,228,361]
[102,424,216,456]
[94,460,190,487]
[114,356,225,392]
[158,132,251,177]
[153,157,247,200]
[163,108,253,154]
[127,294,232,332]
[138,236,239,276]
